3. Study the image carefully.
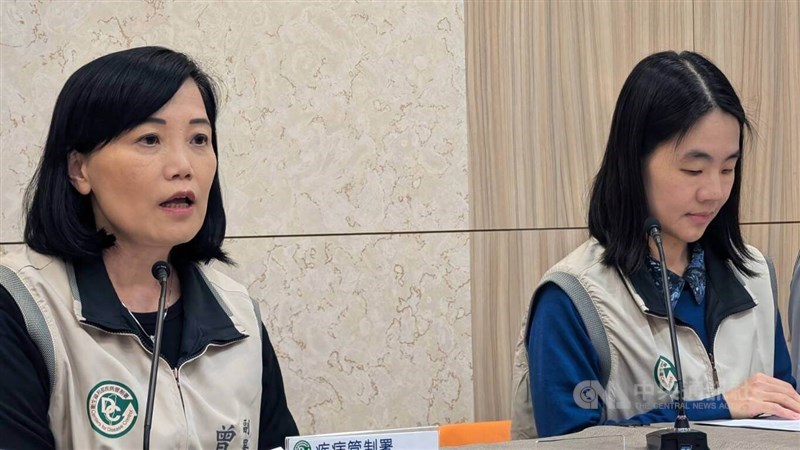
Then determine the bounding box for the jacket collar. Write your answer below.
[645,243,706,307]
[627,248,756,338]
[69,257,246,354]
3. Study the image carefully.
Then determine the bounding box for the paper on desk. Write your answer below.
[695,416,800,432]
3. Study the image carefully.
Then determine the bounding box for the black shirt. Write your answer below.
[130,297,185,368]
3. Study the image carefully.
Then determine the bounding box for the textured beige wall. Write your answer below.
[0,0,472,434]
[0,0,468,238]
[218,234,472,433]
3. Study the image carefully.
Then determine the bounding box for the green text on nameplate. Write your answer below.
[285,426,438,450]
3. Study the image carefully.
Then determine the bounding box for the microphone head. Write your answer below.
[151,261,171,282]
[644,217,661,238]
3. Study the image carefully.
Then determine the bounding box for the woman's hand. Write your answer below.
[723,372,800,419]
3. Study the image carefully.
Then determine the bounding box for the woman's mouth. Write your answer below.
[159,191,196,217]
[686,212,713,224]
[160,190,196,208]
[160,197,194,208]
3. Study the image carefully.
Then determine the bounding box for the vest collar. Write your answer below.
[627,249,756,337]
[69,257,247,354]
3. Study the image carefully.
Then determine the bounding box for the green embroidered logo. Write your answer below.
[86,381,139,438]
[653,355,678,394]
[293,441,312,450]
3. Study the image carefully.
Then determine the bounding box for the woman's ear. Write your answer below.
[67,151,92,195]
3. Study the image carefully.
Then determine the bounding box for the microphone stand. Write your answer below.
[644,219,708,450]
[143,261,171,450]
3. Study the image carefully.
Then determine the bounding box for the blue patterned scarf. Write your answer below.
[646,244,706,310]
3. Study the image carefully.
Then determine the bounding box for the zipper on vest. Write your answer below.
[674,322,721,390]
[708,352,720,389]
[173,368,186,414]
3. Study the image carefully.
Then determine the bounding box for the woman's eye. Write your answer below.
[722,168,734,175]
[682,169,702,175]
[192,134,209,146]
[139,135,160,146]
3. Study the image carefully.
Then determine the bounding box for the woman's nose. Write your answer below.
[698,173,725,202]
[164,145,193,180]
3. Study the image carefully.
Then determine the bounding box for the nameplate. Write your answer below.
[284,426,438,450]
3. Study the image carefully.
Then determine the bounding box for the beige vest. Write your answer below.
[511,239,775,439]
[1,247,263,449]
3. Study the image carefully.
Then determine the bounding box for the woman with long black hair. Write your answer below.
[512,51,800,439]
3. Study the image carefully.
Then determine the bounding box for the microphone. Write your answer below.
[644,217,661,242]
[643,218,708,450]
[143,261,171,450]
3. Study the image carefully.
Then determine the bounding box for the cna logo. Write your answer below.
[653,355,678,394]
[86,381,139,438]
[573,380,605,409]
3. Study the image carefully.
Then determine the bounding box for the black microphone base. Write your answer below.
[646,427,708,450]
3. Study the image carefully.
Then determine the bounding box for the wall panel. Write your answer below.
[0,1,468,242]
[220,233,473,433]
[470,228,589,421]
[467,0,693,230]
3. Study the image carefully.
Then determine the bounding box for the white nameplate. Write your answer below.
[284,426,438,450]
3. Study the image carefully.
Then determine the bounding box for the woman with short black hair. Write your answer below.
[0,46,298,449]
[24,46,228,265]
[511,51,800,439]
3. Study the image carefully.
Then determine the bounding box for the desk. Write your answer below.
[444,423,799,449]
